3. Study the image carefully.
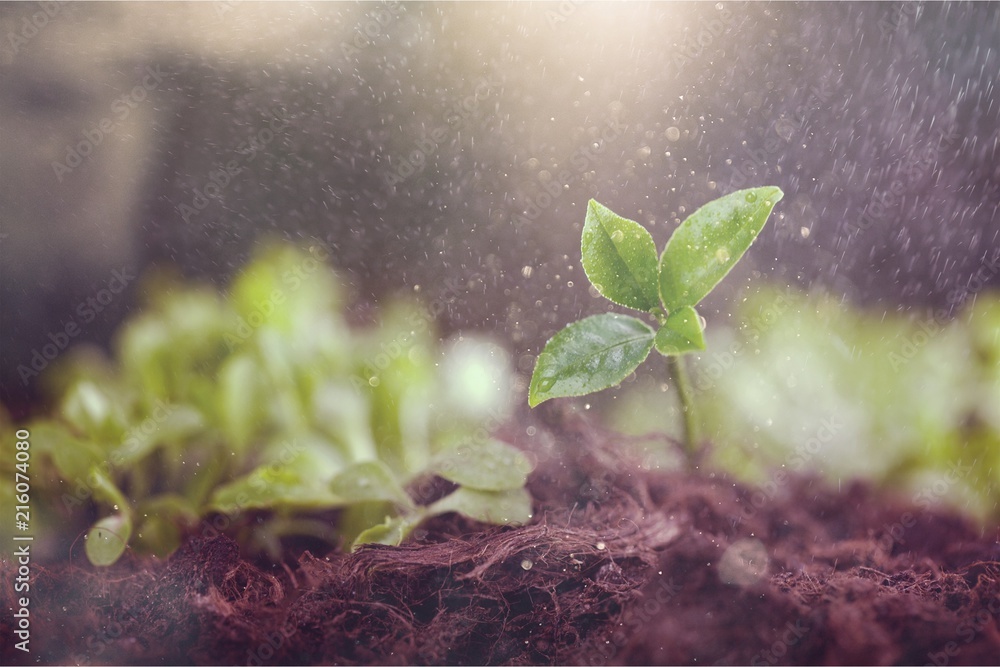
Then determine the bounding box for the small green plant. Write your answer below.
[528,187,783,463]
[6,245,532,565]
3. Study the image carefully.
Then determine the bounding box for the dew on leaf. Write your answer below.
[745,192,757,203]
[610,230,624,242]
[537,378,556,392]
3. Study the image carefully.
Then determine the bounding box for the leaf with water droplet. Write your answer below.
[654,305,707,356]
[85,513,133,567]
[659,186,783,312]
[582,199,660,313]
[432,438,534,491]
[529,313,655,407]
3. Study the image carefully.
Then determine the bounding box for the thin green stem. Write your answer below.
[668,355,698,467]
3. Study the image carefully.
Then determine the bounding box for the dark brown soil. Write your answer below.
[3,411,999,666]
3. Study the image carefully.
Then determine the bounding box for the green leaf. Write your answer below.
[428,487,533,525]
[654,305,706,355]
[329,460,413,508]
[582,200,661,312]
[85,514,133,566]
[352,514,420,548]
[218,354,259,449]
[432,439,534,491]
[529,313,654,407]
[659,186,783,312]
[208,465,341,513]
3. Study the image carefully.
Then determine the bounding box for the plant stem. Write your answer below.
[668,355,698,466]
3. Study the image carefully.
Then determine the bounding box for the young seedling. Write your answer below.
[528,186,783,465]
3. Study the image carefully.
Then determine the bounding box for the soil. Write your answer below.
[3,409,999,666]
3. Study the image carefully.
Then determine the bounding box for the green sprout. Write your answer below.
[15,244,533,566]
[528,187,783,464]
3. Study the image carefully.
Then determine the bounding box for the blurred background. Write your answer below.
[2,2,998,512]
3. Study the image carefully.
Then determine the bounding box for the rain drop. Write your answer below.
[521,559,533,570]
[715,247,731,263]
[596,541,606,551]
[745,192,757,203]
[611,230,624,242]
[666,126,681,141]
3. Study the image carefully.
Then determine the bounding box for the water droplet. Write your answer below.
[698,314,707,330]
[537,378,556,392]
[800,227,811,239]
[521,266,533,278]
[368,376,380,387]
[715,247,731,263]
[596,541,606,551]
[610,230,624,242]
[666,126,681,141]
[520,559,533,570]
[745,192,757,203]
